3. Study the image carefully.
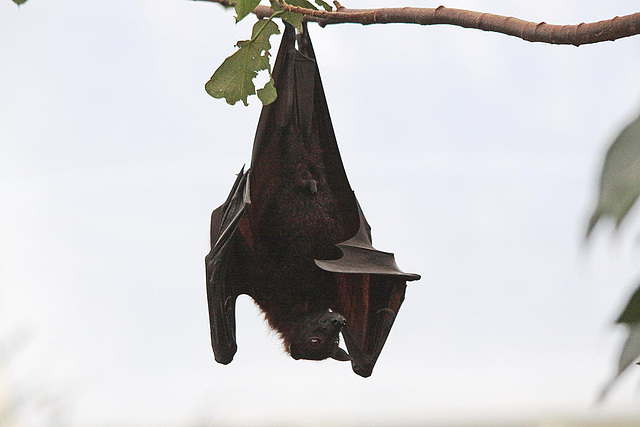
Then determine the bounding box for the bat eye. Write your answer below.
[309,338,321,347]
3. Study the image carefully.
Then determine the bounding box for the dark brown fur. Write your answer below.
[251,126,344,352]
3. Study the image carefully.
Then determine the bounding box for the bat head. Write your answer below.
[289,310,351,362]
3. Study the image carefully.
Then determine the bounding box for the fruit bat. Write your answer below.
[205,22,420,377]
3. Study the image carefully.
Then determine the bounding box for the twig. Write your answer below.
[194,0,640,46]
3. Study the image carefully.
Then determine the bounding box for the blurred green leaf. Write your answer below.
[617,284,640,324]
[235,0,261,23]
[205,19,280,106]
[599,285,640,401]
[599,323,640,400]
[12,0,28,5]
[587,111,640,237]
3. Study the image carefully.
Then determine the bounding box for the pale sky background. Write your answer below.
[2,1,640,426]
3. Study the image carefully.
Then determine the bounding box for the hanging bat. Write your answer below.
[205,22,420,377]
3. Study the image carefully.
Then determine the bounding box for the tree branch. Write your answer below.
[195,0,640,46]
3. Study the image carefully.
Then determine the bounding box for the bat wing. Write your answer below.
[205,167,253,364]
[315,201,420,278]
[290,24,421,377]
[316,202,420,377]
[248,22,360,237]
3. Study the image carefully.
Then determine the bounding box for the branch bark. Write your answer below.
[196,0,640,46]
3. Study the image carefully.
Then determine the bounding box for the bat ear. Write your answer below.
[331,346,351,362]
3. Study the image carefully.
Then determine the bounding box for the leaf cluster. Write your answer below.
[205,18,280,106]
[206,0,332,106]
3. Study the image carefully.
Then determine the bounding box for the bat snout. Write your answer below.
[319,312,346,331]
[330,314,346,326]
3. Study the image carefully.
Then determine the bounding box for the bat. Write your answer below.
[205,22,420,377]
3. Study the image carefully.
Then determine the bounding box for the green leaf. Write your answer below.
[205,19,280,106]
[587,111,640,237]
[257,79,277,105]
[313,0,332,11]
[250,17,280,44]
[205,50,256,106]
[12,0,28,5]
[286,0,317,10]
[280,11,303,32]
[270,0,304,32]
[235,0,261,23]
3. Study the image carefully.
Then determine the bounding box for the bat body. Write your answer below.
[205,23,420,377]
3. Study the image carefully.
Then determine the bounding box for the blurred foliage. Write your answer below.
[587,109,640,398]
[587,111,640,236]
[617,285,640,324]
[600,285,640,400]
[207,0,334,105]
[11,0,28,5]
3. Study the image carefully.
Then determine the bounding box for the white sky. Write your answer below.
[2,1,640,426]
